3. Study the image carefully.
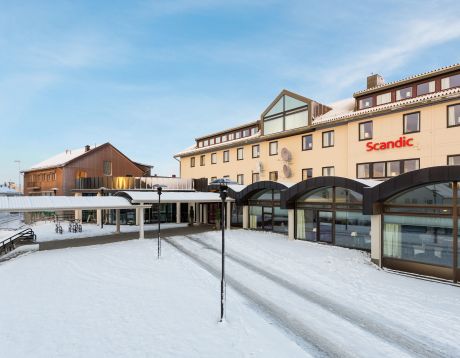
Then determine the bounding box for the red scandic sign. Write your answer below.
[366,136,414,152]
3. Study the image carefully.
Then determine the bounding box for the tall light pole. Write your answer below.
[14,160,21,193]
[153,184,167,259]
[99,187,108,229]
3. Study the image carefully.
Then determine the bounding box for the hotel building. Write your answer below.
[175,63,460,282]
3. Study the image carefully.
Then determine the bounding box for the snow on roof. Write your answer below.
[0,196,142,212]
[26,146,96,172]
[0,187,18,194]
[354,179,382,187]
[117,191,231,203]
[195,120,259,141]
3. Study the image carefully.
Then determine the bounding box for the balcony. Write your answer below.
[74,176,198,191]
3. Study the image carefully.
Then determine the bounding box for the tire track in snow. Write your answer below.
[180,235,456,358]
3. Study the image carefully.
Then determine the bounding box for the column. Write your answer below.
[196,203,201,224]
[96,192,101,226]
[139,205,145,240]
[115,209,120,234]
[135,207,140,226]
[74,192,82,221]
[242,205,249,229]
[203,204,208,224]
[370,214,382,267]
[226,201,232,230]
[176,202,181,223]
[288,209,295,240]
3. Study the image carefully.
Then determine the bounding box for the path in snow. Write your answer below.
[166,235,458,358]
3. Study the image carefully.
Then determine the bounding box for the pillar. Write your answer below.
[370,214,382,267]
[188,202,195,225]
[226,201,232,230]
[288,209,295,240]
[135,207,140,226]
[115,209,120,234]
[74,192,82,221]
[139,205,145,240]
[242,205,249,229]
[203,204,208,224]
[196,203,201,224]
[176,202,181,223]
[96,192,101,226]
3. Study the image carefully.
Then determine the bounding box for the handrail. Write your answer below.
[0,228,36,254]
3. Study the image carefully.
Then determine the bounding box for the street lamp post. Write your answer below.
[99,187,107,229]
[153,184,167,259]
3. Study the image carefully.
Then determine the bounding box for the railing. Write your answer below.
[0,228,36,256]
[75,176,196,191]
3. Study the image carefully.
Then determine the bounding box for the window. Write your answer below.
[269,141,278,156]
[447,104,460,127]
[235,132,241,139]
[302,135,313,150]
[251,127,258,135]
[198,141,203,148]
[359,97,373,109]
[269,171,278,181]
[376,92,391,105]
[386,161,401,177]
[357,163,370,179]
[252,144,260,158]
[190,157,195,167]
[222,135,227,142]
[359,121,373,140]
[200,155,205,166]
[322,166,334,176]
[211,153,217,164]
[243,129,250,137]
[223,150,229,162]
[302,168,313,180]
[203,139,209,146]
[403,112,420,133]
[441,74,460,90]
[103,161,112,176]
[373,162,386,178]
[237,148,244,160]
[264,117,283,135]
[209,138,215,145]
[210,176,217,182]
[223,175,230,179]
[403,159,419,173]
[228,133,234,141]
[215,137,221,144]
[237,174,244,185]
[322,131,334,148]
[448,155,460,165]
[417,81,435,96]
[252,172,260,183]
[396,87,412,101]
[262,94,308,135]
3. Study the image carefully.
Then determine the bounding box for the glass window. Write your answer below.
[203,139,209,146]
[249,205,263,229]
[252,172,259,183]
[269,171,278,181]
[296,208,316,240]
[441,74,460,90]
[373,162,386,178]
[302,135,313,150]
[265,97,284,117]
[190,157,195,167]
[387,182,453,206]
[359,97,373,109]
[209,138,215,145]
[210,176,217,182]
[103,161,112,176]
[396,87,412,101]
[221,135,227,142]
[235,132,241,139]
[322,131,334,147]
[386,161,401,177]
[264,117,283,135]
[302,168,313,180]
[403,159,419,173]
[285,110,307,130]
[243,129,250,137]
[215,137,221,144]
[448,155,460,165]
[404,112,420,133]
[335,188,363,204]
[357,163,370,179]
[322,166,334,176]
[383,215,453,267]
[273,207,289,234]
[417,81,435,96]
[269,141,278,156]
[335,211,371,250]
[237,174,244,185]
[285,95,307,111]
[198,141,203,148]
[448,104,460,127]
[228,133,234,141]
[211,153,217,164]
[252,145,260,158]
[299,187,333,203]
[251,127,257,135]
[359,121,373,140]
[223,151,229,162]
[237,148,243,160]
[200,155,205,166]
[376,92,391,105]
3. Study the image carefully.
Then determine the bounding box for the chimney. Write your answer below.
[367,74,385,89]
[85,145,90,152]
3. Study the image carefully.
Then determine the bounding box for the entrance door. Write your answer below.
[262,206,273,231]
[317,211,333,243]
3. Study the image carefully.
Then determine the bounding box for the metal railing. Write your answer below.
[75,176,195,191]
[0,228,36,256]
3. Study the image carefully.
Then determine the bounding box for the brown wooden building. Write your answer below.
[23,143,152,196]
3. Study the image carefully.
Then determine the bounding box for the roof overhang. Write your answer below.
[115,191,234,204]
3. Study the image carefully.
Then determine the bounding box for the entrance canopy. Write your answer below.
[115,191,234,204]
[0,196,147,212]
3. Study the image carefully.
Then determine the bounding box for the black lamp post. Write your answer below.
[99,187,107,229]
[210,178,236,322]
[153,184,167,259]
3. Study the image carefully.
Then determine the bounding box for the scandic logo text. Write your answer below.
[366,136,414,151]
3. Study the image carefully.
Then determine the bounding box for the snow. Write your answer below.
[26,146,92,171]
[0,239,309,358]
[117,190,228,203]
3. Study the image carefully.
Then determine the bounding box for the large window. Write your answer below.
[322,131,334,148]
[237,174,244,185]
[211,153,217,164]
[269,141,278,156]
[359,121,373,140]
[396,87,412,101]
[359,97,373,109]
[403,112,420,134]
[322,166,334,176]
[302,134,313,150]
[223,150,229,163]
[269,171,278,181]
[417,81,435,96]
[356,159,420,179]
[302,168,313,180]
[263,94,308,135]
[252,145,260,158]
[357,163,370,179]
[441,74,460,90]
[447,104,460,127]
[376,92,391,105]
[103,161,112,176]
[237,148,244,160]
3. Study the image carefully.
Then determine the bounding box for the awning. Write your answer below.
[115,191,234,204]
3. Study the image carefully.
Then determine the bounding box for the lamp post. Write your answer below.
[14,160,21,193]
[99,187,108,229]
[153,184,167,259]
[210,178,236,322]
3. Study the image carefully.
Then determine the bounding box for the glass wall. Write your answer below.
[295,186,371,250]
[248,189,288,234]
[231,204,243,227]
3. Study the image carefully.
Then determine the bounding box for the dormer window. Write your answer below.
[441,74,460,90]
[396,87,412,101]
[263,94,309,135]
[417,81,435,96]
[359,97,373,109]
[376,92,391,105]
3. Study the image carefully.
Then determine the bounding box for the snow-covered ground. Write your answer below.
[1,229,459,357]
[3,221,187,242]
